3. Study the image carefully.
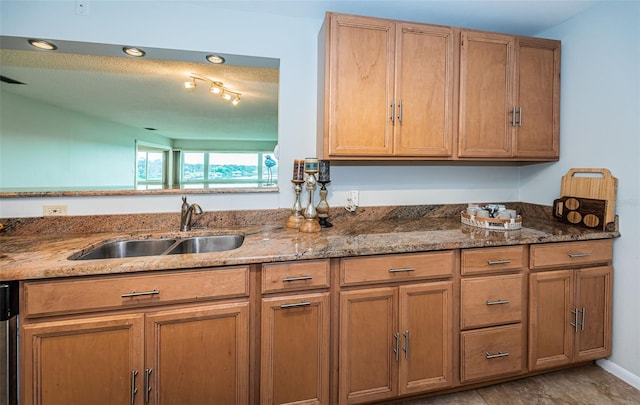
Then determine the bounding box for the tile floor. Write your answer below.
[391,364,640,404]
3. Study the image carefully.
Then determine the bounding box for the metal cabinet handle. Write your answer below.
[390,104,395,123]
[394,332,400,361]
[388,267,416,273]
[518,107,523,126]
[581,307,586,331]
[487,259,511,265]
[145,368,152,403]
[280,301,311,309]
[570,308,580,332]
[512,106,517,126]
[568,253,590,258]
[121,289,160,298]
[398,101,403,124]
[403,330,409,360]
[485,351,510,359]
[486,299,510,305]
[130,370,139,405]
[282,275,313,282]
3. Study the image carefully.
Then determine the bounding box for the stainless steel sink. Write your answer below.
[70,234,244,260]
[166,235,245,255]
[72,239,177,260]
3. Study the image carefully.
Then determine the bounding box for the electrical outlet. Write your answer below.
[76,0,89,15]
[43,205,68,216]
[346,190,359,212]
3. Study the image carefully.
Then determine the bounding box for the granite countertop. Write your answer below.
[0,203,620,281]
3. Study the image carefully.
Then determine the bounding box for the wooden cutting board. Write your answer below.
[560,168,617,225]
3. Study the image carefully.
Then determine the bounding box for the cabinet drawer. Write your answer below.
[23,267,250,318]
[262,259,330,293]
[530,240,613,270]
[461,274,523,329]
[460,324,523,383]
[340,251,454,286]
[461,246,524,275]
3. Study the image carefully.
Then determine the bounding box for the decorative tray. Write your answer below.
[461,211,522,231]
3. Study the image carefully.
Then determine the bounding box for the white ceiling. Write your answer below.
[191,0,604,36]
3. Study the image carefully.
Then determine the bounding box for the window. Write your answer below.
[179,152,278,187]
[136,150,166,189]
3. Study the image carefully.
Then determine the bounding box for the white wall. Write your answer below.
[521,0,640,385]
[0,0,521,217]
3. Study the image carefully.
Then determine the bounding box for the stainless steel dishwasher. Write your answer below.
[1,281,18,405]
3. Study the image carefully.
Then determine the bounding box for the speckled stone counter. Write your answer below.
[0,203,620,281]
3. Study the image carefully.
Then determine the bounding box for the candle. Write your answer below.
[304,157,318,173]
[318,160,330,182]
[292,159,305,181]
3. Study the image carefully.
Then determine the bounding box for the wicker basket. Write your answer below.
[461,211,522,231]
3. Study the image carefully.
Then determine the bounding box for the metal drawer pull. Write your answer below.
[280,301,311,309]
[486,299,510,305]
[570,308,580,332]
[568,252,590,258]
[282,275,313,282]
[130,370,139,405]
[485,351,510,359]
[145,368,152,403]
[487,259,511,265]
[121,289,160,298]
[394,332,400,361]
[388,267,416,273]
[403,330,409,360]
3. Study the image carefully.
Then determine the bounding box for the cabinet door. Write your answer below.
[514,38,560,158]
[22,314,144,405]
[459,31,515,158]
[145,302,249,405]
[575,266,612,362]
[395,23,454,156]
[326,13,395,156]
[260,293,330,405]
[398,282,453,395]
[339,287,397,404]
[528,270,574,371]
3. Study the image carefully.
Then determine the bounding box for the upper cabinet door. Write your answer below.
[326,14,395,156]
[395,23,454,157]
[458,30,515,158]
[514,38,561,159]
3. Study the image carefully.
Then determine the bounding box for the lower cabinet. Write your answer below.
[339,282,453,404]
[528,266,612,371]
[260,292,330,405]
[22,302,250,405]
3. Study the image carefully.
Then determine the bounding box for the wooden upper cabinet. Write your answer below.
[459,30,560,160]
[515,38,560,159]
[394,23,454,156]
[458,30,515,158]
[324,13,395,157]
[319,13,454,159]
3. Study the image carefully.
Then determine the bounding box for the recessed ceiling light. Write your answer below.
[28,39,57,51]
[206,54,225,64]
[122,47,146,57]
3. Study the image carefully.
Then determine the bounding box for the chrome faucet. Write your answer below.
[180,196,203,231]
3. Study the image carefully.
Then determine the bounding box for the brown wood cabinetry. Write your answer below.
[318,13,455,159]
[20,267,250,405]
[260,260,331,405]
[529,241,613,371]
[318,12,560,162]
[459,246,526,383]
[458,31,560,160]
[338,253,454,404]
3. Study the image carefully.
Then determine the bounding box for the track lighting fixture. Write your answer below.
[184,73,241,106]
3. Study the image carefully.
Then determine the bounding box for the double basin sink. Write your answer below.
[70,234,244,260]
